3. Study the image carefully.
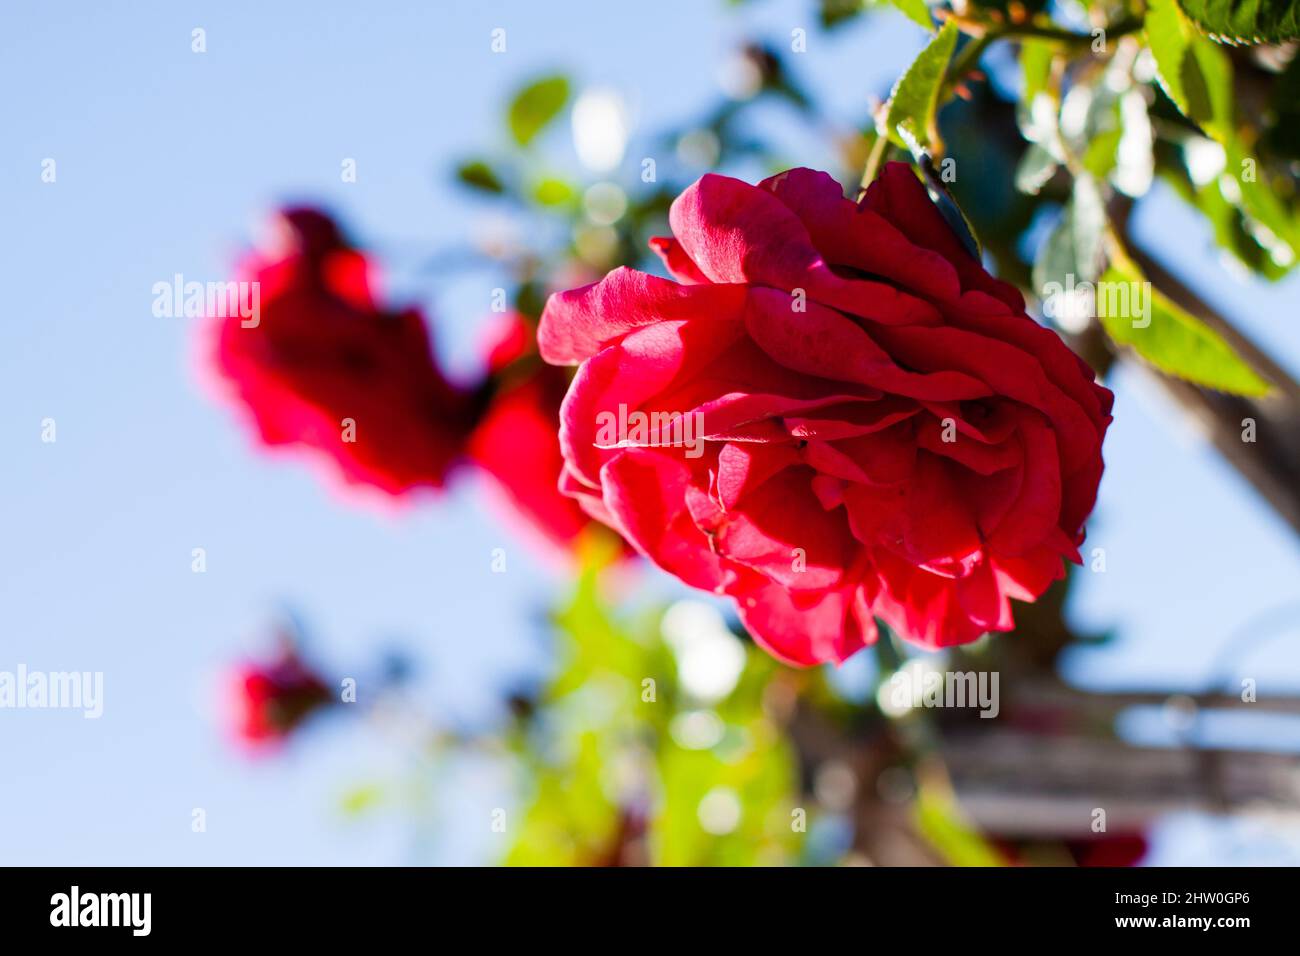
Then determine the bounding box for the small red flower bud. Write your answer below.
[225,652,331,747]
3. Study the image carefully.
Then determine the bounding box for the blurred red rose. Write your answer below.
[225,650,331,746]
[1066,833,1149,867]
[539,163,1112,664]
[467,312,610,557]
[207,208,474,497]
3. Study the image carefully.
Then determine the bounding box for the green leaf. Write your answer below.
[1175,0,1300,44]
[531,176,577,207]
[1019,38,1056,104]
[1147,0,1234,140]
[1061,80,1150,196]
[1033,174,1106,297]
[1082,126,1124,180]
[506,733,622,866]
[1182,172,1290,278]
[1099,251,1271,395]
[1016,89,1063,159]
[1262,53,1300,160]
[507,74,570,148]
[881,0,934,30]
[455,159,505,194]
[1015,142,1059,195]
[881,21,959,149]
[914,783,1005,867]
[1033,215,1075,306]
[339,783,385,816]
[1222,146,1300,265]
[819,0,866,28]
[1147,0,1299,269]
[1159,140,1295,278]
[821,0,932,30]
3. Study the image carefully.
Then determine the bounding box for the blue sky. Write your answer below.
[2,0,1298,865]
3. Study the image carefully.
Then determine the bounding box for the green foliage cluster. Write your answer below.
[504,541,806,866]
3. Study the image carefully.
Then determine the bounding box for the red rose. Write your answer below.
[468,313,594,555]
[539,163,1112,664]
[208,209,474,497]
[1066,833,1148,867]
[224,650,330,746]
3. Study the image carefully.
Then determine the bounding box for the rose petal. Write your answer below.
[759,167,963,303]
[600,448,726,592]
[743,289,991,401]
[539,267,748,365]
[731,574,876,666]
[671,173,939,325]
[649,236,709,284]
[860,162,1024,312]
